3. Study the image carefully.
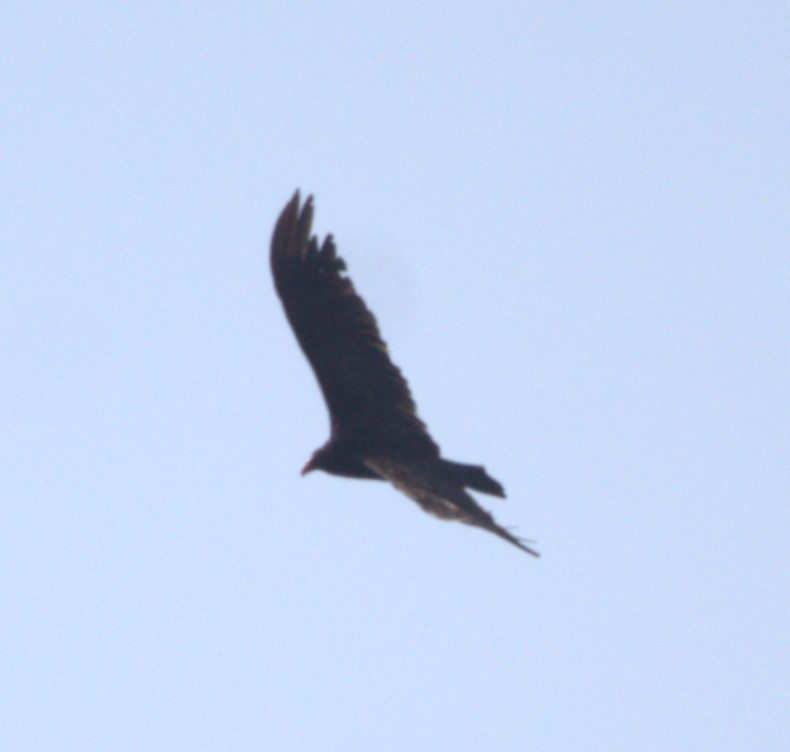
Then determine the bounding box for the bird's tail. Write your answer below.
[440,460,506,497]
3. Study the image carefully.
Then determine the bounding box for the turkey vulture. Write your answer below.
[271,192,538,557]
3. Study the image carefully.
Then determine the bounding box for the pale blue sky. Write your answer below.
[2,3,787,750]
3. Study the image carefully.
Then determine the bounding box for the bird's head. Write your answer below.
[301,448,326,476]
[301,443,353,476]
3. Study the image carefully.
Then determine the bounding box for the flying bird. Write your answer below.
[270,192,538,556]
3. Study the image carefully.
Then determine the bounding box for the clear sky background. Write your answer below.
[2,3,787,750]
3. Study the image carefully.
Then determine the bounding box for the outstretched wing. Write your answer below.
[365,457,540,557]
[271,192,439,455]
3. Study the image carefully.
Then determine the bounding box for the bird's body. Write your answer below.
[270,192,538,557]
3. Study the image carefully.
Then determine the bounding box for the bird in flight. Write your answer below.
[270,192,538,556]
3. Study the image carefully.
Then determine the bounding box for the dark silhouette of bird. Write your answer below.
[270,192,538,556]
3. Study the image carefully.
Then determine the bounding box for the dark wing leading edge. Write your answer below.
[271,192,439,455]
